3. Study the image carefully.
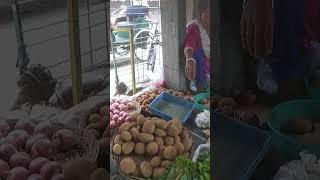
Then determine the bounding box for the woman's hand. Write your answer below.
[240,0,273,58]
[185,59,196,80]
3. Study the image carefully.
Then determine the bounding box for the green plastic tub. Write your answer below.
[193,93,210,111]
[305,78,320,99]
[267,100,320,160]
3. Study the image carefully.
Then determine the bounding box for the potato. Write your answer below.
[63,159,97,180]
[155,137,164,146]
[122,141,135,155]
[150,156,161,168]
[135,142,145,155]
[164,136,174,146]
[137,133,154,143]
[132,166,142,177]
[175,142,185,154]
[155,119,169,129]
[140,161,153,178]
[120,131,132,141]
[130,128,139,140]
[161,160,172,168]
[119,122,131,132]
[182,135,192,152]
[89,168,109,180]
[164,146,177,160]
[136,125,141,130]
[142,120,156,134]
[286,119,313,134]
[157,145,165,159]
[302,132,320,145]
[167,124,179,137]
[146,142,158,156]
[170,118,182,134]
[153,167,165,178]
[174,135,181,143]
[129,122,137,129]
[112,144,121,155]
[154,128,166,137]
[88,113,101,124]
[120,158,136,175]
[137,115,146,125]
[114,134,124,145]
[180,129,189,139]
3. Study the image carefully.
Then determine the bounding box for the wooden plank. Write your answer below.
[67,0,83,105]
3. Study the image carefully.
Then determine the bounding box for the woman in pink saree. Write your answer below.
[183,0,210,92]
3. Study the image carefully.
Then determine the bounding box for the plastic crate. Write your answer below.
[148,92,195,123]
[267,99,320,160]
[213,113,271,180]
[193,93,210,111]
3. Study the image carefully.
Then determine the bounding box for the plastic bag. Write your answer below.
[192,144,210,162]
[256,58,279,95]
[273,152,320,180]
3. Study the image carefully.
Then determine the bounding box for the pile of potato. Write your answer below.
[83,105,109,151]
[283,118,320,145]
[212,96,236,116]
[137,88,193,112]
[112,115,193,178]
[198,98,210,109]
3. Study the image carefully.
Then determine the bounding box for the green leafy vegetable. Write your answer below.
[158,152,210,180]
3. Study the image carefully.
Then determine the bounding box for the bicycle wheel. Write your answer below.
[134,29,151,62]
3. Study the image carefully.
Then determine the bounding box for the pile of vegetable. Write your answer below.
[198,98,210,109]
[83,104,110,153]
[213,96,236,116]
[158,153,210,180]
[282,118,320,145]
[111,115,193,178]
[0,119,80,180]
[110,99,140,128]
[136,88,193,112]
[195,110,210,129]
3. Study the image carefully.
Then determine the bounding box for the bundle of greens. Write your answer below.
[158,153,210,180]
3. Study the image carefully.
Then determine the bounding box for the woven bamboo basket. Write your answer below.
[110,127,195,180]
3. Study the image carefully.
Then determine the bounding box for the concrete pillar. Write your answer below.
[160,0,186,90]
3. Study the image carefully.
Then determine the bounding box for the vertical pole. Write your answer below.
[67,0,83,105]
[129,28,137,94]
[11,0,29,71]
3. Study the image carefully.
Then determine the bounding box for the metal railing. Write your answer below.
[12,0,109,80]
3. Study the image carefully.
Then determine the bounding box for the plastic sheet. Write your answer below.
[273,152,320,180]
[257,58,278,95]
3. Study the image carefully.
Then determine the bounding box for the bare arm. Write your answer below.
[184,47,193,60]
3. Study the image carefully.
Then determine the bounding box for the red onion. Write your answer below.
[0,143,17,161]
[14,120,36,134]
[40,161,61,180]
[9,152,31,168]
[0,159,10,176]
[29,157,49,174]
[27,174,45,180]
[6,167,29,180]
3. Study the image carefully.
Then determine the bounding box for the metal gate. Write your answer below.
[110,0,162,96]
[12,0,109,81]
